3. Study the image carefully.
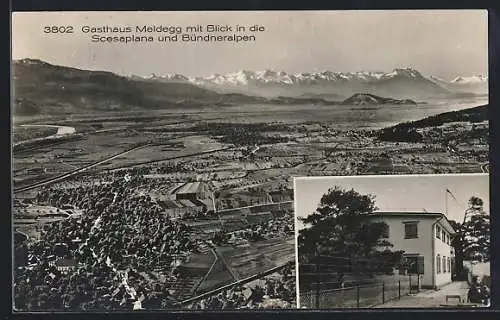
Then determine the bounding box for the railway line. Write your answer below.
[13,133,204,193]
[216,201,293,214]
[104,146,234,171]
[179,262,293,307]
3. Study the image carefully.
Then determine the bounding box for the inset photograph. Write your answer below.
[295,174,490,309]
[11,9,488,312]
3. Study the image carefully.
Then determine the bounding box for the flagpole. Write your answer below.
[445,189,448,216]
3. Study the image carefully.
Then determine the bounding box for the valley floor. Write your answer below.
[12,104,488,310]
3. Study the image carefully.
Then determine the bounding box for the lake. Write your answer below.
[188,98,489,130]
[14,98,488,132]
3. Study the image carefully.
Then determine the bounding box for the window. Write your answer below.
[436,225,441,239]
[436,254,441,273]
[381,224,390,238]
[447,257,451,273]
[404,255,425,275]
[442,230,446,242]
[404,222,418,239]
[442,256,447,273]
[446,234,450,245]
[416,256,424,275]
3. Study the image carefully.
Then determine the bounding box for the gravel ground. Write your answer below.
[373,281,482,308]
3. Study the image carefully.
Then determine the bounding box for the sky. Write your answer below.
[295,174,489,230]
[11,10,488,79]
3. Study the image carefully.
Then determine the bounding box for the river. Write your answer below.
[20,124,76,137]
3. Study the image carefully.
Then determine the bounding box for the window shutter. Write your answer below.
[382,224,390,238]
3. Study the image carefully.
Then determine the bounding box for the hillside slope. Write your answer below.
[12,59,264,116]
[377,104,488,142]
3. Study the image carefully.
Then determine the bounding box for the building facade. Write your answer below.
[367,212,455,289]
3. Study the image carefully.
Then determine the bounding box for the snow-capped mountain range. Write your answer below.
[131,68,488,99]
[141,68,432,86]
[430,75,488,95]
[430,74,488,85]
[451,75,488,84]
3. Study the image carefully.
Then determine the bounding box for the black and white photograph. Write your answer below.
[11,10,488,311]
[295,174,490,309]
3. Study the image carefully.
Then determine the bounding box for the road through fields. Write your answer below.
[13,144,151,193]
[13,133,208,193]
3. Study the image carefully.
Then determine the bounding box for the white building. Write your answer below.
[367,211,456,289]
[51,258,77,275]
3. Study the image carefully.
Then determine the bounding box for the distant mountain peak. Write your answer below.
[235,69,255,76]
[427,74,488,96]
[450,75,488,84]
[430,75,447,83]
[381,67,424,80]
[342,93,417,105]
[146,73,189,82]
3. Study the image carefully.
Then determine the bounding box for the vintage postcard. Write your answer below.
[295,174,490,309]
[11,10,488,311]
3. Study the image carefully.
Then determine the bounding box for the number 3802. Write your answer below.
[43,26,74,33]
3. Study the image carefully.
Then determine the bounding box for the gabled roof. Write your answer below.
[176,182,201,194]
[176,182,212,195]
[366,211,456,234]
[369,211,442,217]
[437,216,456,235]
